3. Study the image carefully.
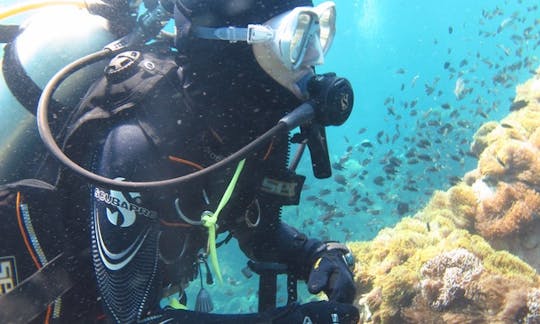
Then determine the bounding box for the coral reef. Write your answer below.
[349,213,540,323]
[348,69,540,323]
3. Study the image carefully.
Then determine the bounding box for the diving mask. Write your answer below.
[192,2,336,99]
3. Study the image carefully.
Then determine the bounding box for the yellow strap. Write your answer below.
[168,298,187,310]
[201,159,246,284]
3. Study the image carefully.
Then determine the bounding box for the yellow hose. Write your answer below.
[0,0,87,21]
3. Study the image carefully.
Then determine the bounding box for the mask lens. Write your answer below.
[317,3,336,53]
[290,12,314,65]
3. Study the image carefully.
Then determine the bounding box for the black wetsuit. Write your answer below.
[58,41,327,322]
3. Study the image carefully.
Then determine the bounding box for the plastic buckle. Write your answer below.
[247,24,274,44]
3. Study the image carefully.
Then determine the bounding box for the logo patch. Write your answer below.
[0,256,17,295]
[260,177,298,198]
[94,187,157,226]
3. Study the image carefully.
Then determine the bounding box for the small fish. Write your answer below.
[332,162,345,171]
[454,77,466,99]
[334,174,347,186]
[510,99,528,111]
[441,103,451,110]
[373,176,385,186]
[358,128,367,134]
[448,176,461,185]
[396,68,406,74]
[417,154,432,161]
[397,202,409,216]
[361,140,373,148]
[319,189,332,196]
[443,62,450,69]
[448,26,453,34]
[416,139,431,149]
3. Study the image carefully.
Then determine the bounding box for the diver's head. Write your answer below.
[251,2,336,99]
[177,0,336,100]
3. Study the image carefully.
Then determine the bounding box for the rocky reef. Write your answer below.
[348,69,540,323]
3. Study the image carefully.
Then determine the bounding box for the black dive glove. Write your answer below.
[307,243,356,304]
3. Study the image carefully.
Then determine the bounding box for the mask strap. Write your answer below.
[192,25,273,44]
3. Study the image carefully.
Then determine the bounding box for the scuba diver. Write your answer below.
[0,0,359,323]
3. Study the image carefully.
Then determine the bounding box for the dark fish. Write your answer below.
[416,139,431,149]
[438,123,453,135]
[306,195,318,201]
[396,68,406,74]
[407,158,419,165]
[459,59,468,67]
[358,128,367,134]
[332,162,345,171]
[450,154,462,162]
[397,202,409,216]
[361,140,373,148]
[319,189,332,196]
[448,26,453,34]
[405,149,416,158]
[334,174,347,186]
[510,99,528,111]
[448,176,461,185]
[404,185,419,192]
[441,103,451,110]
[417,154,432,161]
[443,62,450,69]
[425,84,435,95]
[373,176,385,186]
[336,187,346,192]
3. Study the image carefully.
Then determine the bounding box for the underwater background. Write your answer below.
[1,0,540,319]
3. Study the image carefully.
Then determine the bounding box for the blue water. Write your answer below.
[1,0,539,316]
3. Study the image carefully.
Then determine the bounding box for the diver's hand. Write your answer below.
[273,301,359,324]
[307,249,356,303]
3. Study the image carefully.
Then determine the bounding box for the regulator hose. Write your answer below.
[36,49,293,190]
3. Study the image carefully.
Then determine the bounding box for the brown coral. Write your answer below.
[419,248,483,310]
[475,181,540,238]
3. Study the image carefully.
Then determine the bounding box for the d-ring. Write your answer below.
[174,198,202,225]
[244,199,260,228]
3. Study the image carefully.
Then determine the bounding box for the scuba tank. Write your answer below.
[0,3,117,183]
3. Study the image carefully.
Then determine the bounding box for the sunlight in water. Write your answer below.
[356,0,380,40]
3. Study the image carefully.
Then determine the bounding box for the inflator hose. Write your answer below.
[36,48,292,190]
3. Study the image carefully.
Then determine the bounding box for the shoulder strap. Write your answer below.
[0,249,91,323]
